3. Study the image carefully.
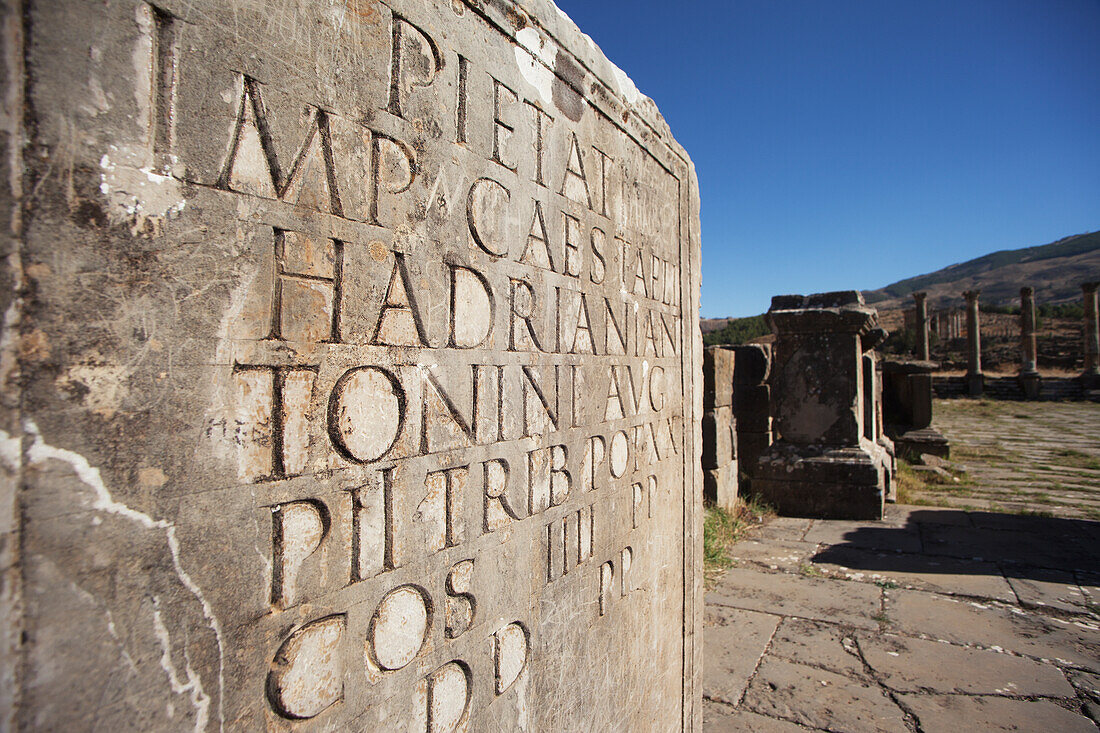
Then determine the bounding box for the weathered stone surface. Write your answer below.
[708,566,882,629]
[1006,568,1093,614]
[736,430,772,475]
[921,524,1089,569]
[885,589,1100,672]
[704,346,735,409]
[766,618,867,678]
[802,518,921,553]
[705,508,1100,732]
[703,606,780,705]
[704,465,739,511]
[729,346,771,488]
[742,658,908,732]
[812,544,1017,602]
[861,633,1075,696]
[732,538,818,572]
[702,701,807,732]
[702,406,735,469]
[748,516,812,543]
[3,0,703,729]
[733,384,770,422]
[899,694,1096,733]
[882,359,948,459]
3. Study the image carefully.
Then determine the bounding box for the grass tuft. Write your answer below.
[703,497,774,583]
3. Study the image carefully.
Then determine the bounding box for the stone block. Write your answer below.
[4,1,703,729]
[704,466,739,511]
[738,432,773,475]
[733,383,771,421]
[893,428,950,460]
[732,344,771,386]
[702,406,735,469]
[704,346,735,408]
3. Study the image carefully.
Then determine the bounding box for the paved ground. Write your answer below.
[912,399,1100,519]
[703,505,1100,731]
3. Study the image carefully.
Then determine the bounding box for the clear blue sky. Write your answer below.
[554,0,1100,317]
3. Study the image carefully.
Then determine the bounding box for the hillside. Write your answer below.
[864,231,1100,311]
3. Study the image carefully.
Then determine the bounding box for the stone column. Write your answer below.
[1083,282,1100,382]
[913,292,929,360]
[963,290,983,396]
[1019,286,1040,398]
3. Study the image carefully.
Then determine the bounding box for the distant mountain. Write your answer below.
[864,231,1100,311]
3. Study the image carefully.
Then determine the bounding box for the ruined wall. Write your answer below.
[2,0,703,729]
[702,346,736,509]
[730,344,771,487]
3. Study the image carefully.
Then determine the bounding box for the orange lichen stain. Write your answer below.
[346,0,380,24]
[19,329,50,361]
[138,467,168,488]
[369,240,388,262]
[24,263,51,280]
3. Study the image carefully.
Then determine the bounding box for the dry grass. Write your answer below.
[703,497,774,585]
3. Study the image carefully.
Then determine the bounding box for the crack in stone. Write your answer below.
[23,420,226,731]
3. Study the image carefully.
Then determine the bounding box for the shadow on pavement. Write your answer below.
[810,508,1100,583]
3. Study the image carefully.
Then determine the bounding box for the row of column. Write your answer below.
[911,283,1100,397]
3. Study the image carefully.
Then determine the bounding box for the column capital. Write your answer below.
[963,290,981,303]
[912,291,927,303]
[1020,286,1034,298]
[1082,282,1099,295]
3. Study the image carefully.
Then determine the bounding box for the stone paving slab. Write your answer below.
[766,618,868,678]
[704,504,1100,731]
[731,538,820,572]
[801,521,923,553]
[885,589,1100,672]
[1069,670,1100,704]
[707,567,882,630]
[920,524,1095,571]
[742,658,909,732]
[883,505,974,527]
[811,544,1016,602]
[750,517,813,542]
[928,400,1100,520]
[1006,568,1092,614]
[859,633,1075,696]
[703,606,780,706]
[702,701,809,732]
[898,694,1097,732]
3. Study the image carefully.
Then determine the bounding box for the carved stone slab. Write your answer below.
[0,0,703,729]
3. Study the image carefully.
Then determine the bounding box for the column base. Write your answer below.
[753,444,889,520]
[967,373,984,397]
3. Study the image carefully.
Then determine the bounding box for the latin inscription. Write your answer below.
[183,3,688,727]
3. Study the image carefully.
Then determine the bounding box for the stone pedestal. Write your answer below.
[753,292,894,520]
[913,291,930,360]
[882,360,950,460]
[1019,286,1041,399]
[1083,282,1099,389]
[964,290,983,397]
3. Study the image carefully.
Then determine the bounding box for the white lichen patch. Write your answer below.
[58,362,129,418]
[514,27,554,107]
[100,149,186,233]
